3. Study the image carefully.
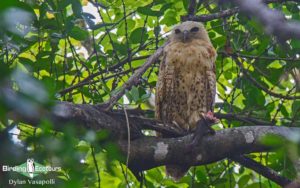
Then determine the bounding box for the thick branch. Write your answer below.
[233,0,300,41]
[6,101,299,186]
[183,0,298,23]
[8,102,142,139]
[118,126,296,171]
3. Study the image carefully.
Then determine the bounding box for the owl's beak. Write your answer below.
[183,30,189,42]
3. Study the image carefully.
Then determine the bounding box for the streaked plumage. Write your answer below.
[155,21,217,180]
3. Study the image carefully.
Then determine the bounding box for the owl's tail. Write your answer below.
[166,165,189,181]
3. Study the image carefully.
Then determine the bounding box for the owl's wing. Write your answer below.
[155,53,167,121]
[206,46,217,111]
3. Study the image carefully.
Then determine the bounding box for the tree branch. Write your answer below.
[182,7,239,22]
[232,0,300,41]
[57,55,150,96]
[230,155,293,187]
[103,43,166,110]
[219,51,300,62]
[232,55,300,100]
[119,126,296,172]
[187,0,197,18]
[183,0,298,23]
[5,100,299,186]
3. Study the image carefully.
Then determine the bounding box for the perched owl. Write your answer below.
[155,21,217,180]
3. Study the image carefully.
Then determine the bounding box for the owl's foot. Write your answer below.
[186,111,219,153]
[203,111,219,125]
[195,111,219,136]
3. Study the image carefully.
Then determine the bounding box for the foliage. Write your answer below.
[0,0,299,187]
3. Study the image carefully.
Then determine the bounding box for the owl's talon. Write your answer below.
[172,121,180,127]
[186,112,218,153]
[201,111,219,124]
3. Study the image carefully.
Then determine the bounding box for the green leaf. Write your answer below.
[69,26,89,41]
[114,43,128,55]
[137,6,162,16]
[238,175,251,187]
[71,0,82,18]
[130,27,148,44]
[65,16,75,33]
[245,182,268,188]
[292,100,300,116]
[154,26,161,36]
[161,10,178,26]
[291,40,300,49]
[212,178,227,185]
[130,86,139,102]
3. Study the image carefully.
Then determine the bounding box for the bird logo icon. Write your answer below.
[26,158,35,178]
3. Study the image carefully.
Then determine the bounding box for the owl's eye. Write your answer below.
[190,27,199,32]
[174,29,181,34]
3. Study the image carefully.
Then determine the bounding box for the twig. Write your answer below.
[123,107,131,185]
[91,146,101,188]
[112,109,274,131]
[182,7,239,22]
[233,56,300,100]
[109,110,185,137]
[103,43,166,110]
[230,155,292,187]
[119,162,130,187]
[121,0,133,74]
[188,0,197,17]
[215,113,273,126]
[95,5,121,63]
[219,51,300,62]
[191,167,196,188]
[57,55,150,95]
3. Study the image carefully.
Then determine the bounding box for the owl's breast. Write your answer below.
[164,39,216,71]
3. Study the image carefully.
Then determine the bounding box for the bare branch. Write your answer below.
[232,55,300,100]
[188,0,197,17]
[103,43,166,110]
[58,55,150,96]
[119,126,297,173]
[219,51,300,62]
[182,7,239,22]
[233,0,300,41]
[5,100,298,186]
[230,155,292,187]
[183,0,298,23]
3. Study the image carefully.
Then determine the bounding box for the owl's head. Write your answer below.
[170,21,210,43]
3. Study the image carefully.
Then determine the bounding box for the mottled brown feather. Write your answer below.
[155,21,217,180]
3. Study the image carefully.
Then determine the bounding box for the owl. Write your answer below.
[155,21,217,180]
[27,158,35,178]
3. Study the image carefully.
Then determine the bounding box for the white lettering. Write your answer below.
[3,165,7,171]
